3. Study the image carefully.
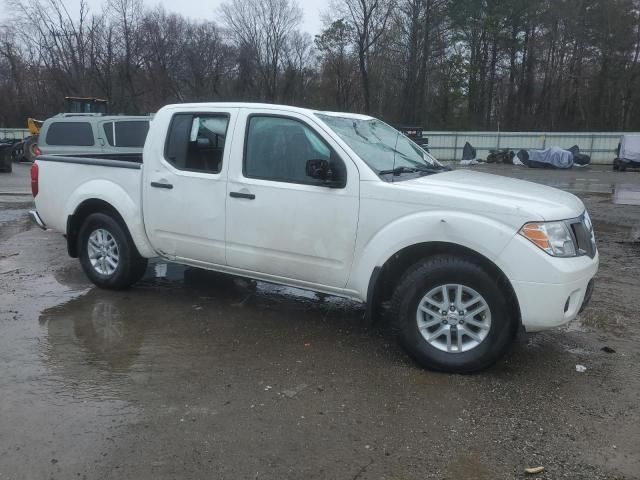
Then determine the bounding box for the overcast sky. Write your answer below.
[0,0,328,35]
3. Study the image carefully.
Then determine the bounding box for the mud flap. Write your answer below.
[364,266,382,325]
[579,279,595,314]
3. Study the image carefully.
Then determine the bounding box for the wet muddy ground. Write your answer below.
[1,163,639,479]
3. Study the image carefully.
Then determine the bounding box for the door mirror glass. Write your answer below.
[306,159,332,181]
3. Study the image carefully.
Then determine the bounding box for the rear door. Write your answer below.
[142,108,238,265]
[225,109,360,289]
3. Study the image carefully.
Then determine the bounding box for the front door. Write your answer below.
[225,110,359,289]
[143,108,238,265]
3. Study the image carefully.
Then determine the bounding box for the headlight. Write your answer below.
[519,221,577,257]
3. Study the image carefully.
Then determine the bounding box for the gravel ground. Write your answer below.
[0,162,639,479]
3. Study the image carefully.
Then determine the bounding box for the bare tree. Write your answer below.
[221,0,302,101]
[330,0,396,113]
[315,19,358,110]
[107,0,144,111]
[1,0,640,132]
[8,0,95,96]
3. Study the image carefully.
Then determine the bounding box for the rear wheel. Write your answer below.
[11,142,23,163]
[22,136,39,162]
[78,213,148,290]
[391,255,518,373]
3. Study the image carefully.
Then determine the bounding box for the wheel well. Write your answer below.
[367,242,521,325]
[66,199,128,258]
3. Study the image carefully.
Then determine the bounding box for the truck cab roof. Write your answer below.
[160,102,374,121]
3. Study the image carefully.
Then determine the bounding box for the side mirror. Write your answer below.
[306,159,344,188]
[196,137,211,148]
[306,159,332,180]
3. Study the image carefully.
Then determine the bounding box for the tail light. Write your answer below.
[31,162,39,197]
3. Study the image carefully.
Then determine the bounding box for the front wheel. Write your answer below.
[78,213,148,290]
[391,255,518,373]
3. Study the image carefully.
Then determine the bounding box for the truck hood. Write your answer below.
[400,169,585,222]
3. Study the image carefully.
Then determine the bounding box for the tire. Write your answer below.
[78,213,148,290]
[22,136,39,162]
[0,151,11,173]
[390,255,518,373]
[11,142,23,162]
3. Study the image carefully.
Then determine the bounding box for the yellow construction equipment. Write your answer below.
[27,118,44,136]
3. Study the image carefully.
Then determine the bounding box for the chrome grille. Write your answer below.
[567,213,597,258]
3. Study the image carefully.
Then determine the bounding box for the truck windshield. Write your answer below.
[316,113,446,178]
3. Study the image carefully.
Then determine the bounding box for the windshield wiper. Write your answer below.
[379,165,447,176]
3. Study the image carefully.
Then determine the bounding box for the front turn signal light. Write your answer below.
[519,221,577,257]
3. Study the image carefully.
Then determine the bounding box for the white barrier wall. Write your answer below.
[423,131,637,164]
[0,128,30,141]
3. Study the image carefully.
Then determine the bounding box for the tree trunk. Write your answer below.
[359,43,371,113]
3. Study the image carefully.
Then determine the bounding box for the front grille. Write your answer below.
[567,215,597,258]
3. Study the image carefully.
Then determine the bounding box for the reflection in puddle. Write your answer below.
[40,264,365,380]
[472,165,640,202]
[154,262,168,278]
[41,296,145,374]
[613,184,640,205]
[554,180,615,194]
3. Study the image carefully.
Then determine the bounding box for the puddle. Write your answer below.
[613,184,640,205]
[0,205,31,242]
[553,180,615,194]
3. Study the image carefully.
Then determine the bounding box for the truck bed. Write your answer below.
[35,154,143,235]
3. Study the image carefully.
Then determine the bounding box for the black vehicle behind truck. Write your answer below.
[397,126,429,149]
[0,141,15,173]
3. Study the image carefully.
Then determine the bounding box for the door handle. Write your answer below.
[229,191,255,200]
[151,181,173,189]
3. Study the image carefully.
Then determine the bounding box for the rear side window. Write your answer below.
[115,121,149,147]
[103,121,149,148]
[164,113,229,173]
[45,122,94,146]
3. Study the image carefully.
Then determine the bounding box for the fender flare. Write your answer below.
[348,210,519,299]
[64,179,156,258]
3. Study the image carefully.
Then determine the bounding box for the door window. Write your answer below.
[164,114,229,173]
[244,116,345,186]
[45,122,94,146]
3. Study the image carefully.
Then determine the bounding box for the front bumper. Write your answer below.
[511,271,596,332]
[498,234,599,332]
[29,210,46,230]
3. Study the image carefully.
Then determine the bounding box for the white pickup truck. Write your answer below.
[30,103,598,372]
